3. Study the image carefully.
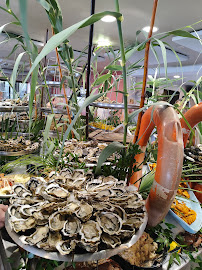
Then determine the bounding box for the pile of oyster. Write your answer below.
[0,113,16,123]
[184,144,202,164]
[8,169,146,255]
[94,96,117,104]
[0,98,28,107]
[54,139,116,164]
[0,137,39,153]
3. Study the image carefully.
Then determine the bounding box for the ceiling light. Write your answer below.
[174,75,180,79]
[97,39,111,47]
[101,15,116,23]
[142,26,158,33]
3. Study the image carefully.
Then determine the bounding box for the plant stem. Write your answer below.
[115,0,128,145]
[64,44,78,112]
[133,0,159,144]
[40,63,60,141]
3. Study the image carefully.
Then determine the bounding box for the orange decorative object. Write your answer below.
[130,102,184,227]
[180,102,202,147]
[171,199,197,225]
[180,102,202,202]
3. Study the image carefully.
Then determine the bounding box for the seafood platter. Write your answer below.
[54,139,115,166]
[0,174,31,197]
[184,144,202,165]
[6,169,147,262]
[170,181,202,234]
[0,135,39,156]
[0,99,29,112]
[90,96,139,110]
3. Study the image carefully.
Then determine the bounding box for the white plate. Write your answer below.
[0,193,13,199]
[169,187,202,234]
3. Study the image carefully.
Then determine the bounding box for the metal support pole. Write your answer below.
[85,0,95,139]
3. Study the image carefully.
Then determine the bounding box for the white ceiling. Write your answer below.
[0,0,202,85]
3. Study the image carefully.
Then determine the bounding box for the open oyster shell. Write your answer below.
[96,212,123,235]
[75,202,93,221]
[61,216,81,237]
[80,220,102,243]
[101,233,121,248]
[49,211,66,231]
[9,216,36,233]
[20,226,49,245]
[56,240,76,255]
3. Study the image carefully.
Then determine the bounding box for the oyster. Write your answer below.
[8,204,22,219]
[75,202,93,221]
[79,239,99,252]
[80,220,102,243]
[20,226,49,245]
[49,211,66,231]
[59,202,80,215]
[101,233,121,248]
[45,183,69,199]
[56,240,76,255]
[96,212,123,235]
[37,231,62,251]
[26,177,46,195]
[10,217,36,233]
[12,184,30,197]
[20,205,35,217]
[61,216,81,237]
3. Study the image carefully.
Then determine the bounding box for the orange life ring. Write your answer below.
[130,103,184,227]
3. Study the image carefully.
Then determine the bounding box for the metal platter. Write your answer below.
[90,102,140,110]
[0,133,39,156]
[0,148,39,157]
[0,106,29,112]
[40,107,68,114]
[1,132,33,139]
[5,211,148,262]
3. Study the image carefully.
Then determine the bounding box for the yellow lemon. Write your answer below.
[169,241,181,253]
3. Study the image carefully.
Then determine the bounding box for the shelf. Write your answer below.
[40,107,68,114]
[0,106,29,112]
[90,102,140,110]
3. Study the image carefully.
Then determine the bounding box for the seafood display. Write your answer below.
[7,171,146,255]
[0,98,28,107]
[171,199,197,225]
[177,182,190,199]
[0,113,16,123]
[130,102,184,227]
[0,174,31,196]
[0,137,39,153]
[54,139,115,164]
[95,96,117,104]
[184,144,202,164]
[89,122,115,131]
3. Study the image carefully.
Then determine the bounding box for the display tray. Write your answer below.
[0,106,29,112]
[5,211,148,262]
[90,102,140,110]
[0,148,39,157]
[169,189,202,234]
[0,133,39,156]
[40,107,68,114]
[1,132,32,139]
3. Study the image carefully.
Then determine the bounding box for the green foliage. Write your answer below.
[97,143,141,181]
